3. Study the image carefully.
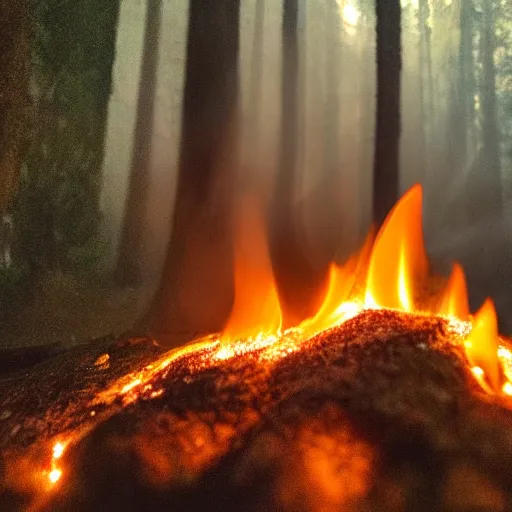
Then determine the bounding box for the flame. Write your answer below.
[365,184,427,311]
[439,263,470,320]
[464,299,502,393]
[26,186,512,502]
[46,440,67,485]
[217,184,511,399]
[221,196,282,340]
[298,263,356,338]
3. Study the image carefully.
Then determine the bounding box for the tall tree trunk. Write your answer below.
[270,0,321,328]
[480,0,502,213]
[455,0,473,174]
[142,0,240,342]
[417,0,430,184]
[319,0,342,257]
[115,0,163,286]
[420,0,434,123]
[0,0,30,215]
[372,0,402,226]
[464,0,477,156]
[276,0,299,200]
[247,0,265,148]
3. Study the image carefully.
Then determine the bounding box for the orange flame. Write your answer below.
[365,184,428,311]
[102,185,512,421]
[439,263,469,320]
[298,262,357,338]
[465,299,501,393]
[221,196,282,340]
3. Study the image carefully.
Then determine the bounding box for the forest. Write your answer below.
[0,0,511,352]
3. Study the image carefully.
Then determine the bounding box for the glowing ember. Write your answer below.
[53,442,65,459]
[46,440,67,485]
[48,469,62,484]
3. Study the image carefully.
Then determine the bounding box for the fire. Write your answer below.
[464,299,501,393]
[216,183,511,399]
[439,263,470,320]
[92,184,512,412]
[33,184,512,494]
[364,184,427,311]
[46,440,67,485]
[221,195,282,341]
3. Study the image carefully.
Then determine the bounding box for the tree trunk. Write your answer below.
[115,0,163,287]
[0,0,30,215]
[319,0,342,257]
[455,0,473,175]
[417,0,430,184]
[372,0,402,226]
[247,0,265,148]
[479,0,502,214]
[141,0,241,342]
[270,0,323,328]
[464,1,477,156]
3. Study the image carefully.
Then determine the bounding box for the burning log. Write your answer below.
[1,184,512,511]
[1,312,512,511]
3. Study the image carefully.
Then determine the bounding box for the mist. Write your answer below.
[1,0,511,348]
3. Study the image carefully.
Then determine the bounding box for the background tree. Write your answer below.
[417,0,433,183]
[270,0,323,327]
[247,0,265,149]
[15,0,120,274]
[115,0,163,287]
[142,0,241,342]
[0,0,30,215]
[372,0,402,226]
[479,0,503,215]
[320,0,342,256]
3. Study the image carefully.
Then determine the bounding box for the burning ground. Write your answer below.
[1,311,512,511]
[2,185,512,511]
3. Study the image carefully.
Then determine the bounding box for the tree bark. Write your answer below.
[115,0,163,287]
[417,0,430,184]
[247,0,265,148]
[0,0,30,215]
[141,0,241,341]
[372,0,402,227]
[479,0,502,214]
[455,0,473,175]
[270,0,323,327]
[319,0,343,256]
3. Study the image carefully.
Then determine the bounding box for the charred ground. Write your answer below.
[1,310,512,511]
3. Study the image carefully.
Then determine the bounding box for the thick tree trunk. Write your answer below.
[115,0,163,287]
[141,0,240,341]
[0,0,30,215]
[463,1,477,156]
[319,0,343,257]
[455,0,473,175]
[270,0,323,327]
[479,0,502,213]
[372,0,402,226]
[417,0,430,184]
[247,0,265,147]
